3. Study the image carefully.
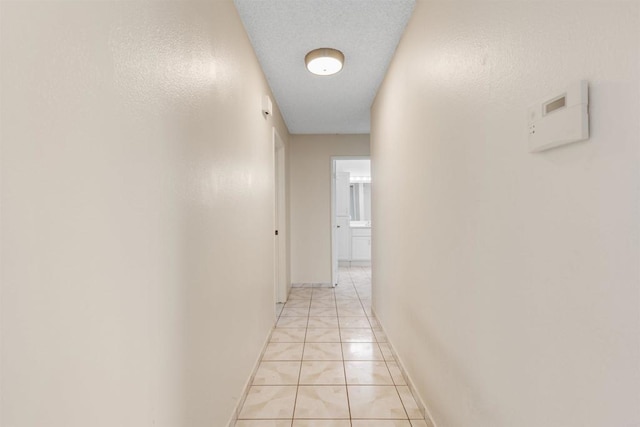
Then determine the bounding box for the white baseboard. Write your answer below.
[226,323,275,427]
[371,308,438,427]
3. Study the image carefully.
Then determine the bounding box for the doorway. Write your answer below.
[330,157,372,286]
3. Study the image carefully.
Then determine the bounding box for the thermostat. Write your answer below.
[527,80,589,152]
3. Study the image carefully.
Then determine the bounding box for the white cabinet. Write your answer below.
[351,227,371,261]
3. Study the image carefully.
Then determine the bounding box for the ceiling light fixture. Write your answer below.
[305,48,344,76]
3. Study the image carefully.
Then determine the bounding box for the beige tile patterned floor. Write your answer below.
[236,266,427,426]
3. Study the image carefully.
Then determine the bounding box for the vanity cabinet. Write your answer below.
[351,227,371,261]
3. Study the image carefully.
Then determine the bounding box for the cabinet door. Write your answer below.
[351,236,371,260]
[337,216,351,260]
[335,172,351,217]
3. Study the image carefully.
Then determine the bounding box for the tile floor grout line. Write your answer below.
[336,281,354,426]
[394,381,412,422]
[291,294,312,423]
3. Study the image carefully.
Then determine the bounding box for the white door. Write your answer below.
[274,129,287,303]
[337,216,351,260]
[331,162,339,286]
[335,171,351,272]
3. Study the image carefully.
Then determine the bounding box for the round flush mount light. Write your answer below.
[305,48,344,76]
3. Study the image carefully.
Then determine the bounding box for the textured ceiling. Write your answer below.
[234,0,415,134]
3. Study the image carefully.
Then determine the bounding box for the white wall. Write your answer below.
[371,2,640,427]
[0,1,289,426]
[290,134,369,283]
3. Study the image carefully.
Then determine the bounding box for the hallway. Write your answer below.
[2,1,639,426]
[235,266,428,426]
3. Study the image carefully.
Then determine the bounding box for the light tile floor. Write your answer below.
[237,266,427,427]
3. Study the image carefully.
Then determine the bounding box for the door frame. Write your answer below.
[330,156,371,287]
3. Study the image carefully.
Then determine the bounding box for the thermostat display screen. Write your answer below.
[545,96,566,115]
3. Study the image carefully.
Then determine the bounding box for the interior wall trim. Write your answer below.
[226,323,276,427]
[371,309,439,427]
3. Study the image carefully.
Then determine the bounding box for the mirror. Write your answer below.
[349,183,371,221]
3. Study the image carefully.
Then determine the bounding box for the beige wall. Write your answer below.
[290,134,369,283]
[0,1,289,426]
[372,2,640,427]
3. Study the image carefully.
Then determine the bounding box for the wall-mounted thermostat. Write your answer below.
[527,80,589,153]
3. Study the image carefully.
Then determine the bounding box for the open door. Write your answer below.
[330,160,339,286]
[331,157,372,287]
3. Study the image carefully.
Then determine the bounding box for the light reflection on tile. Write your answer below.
[344,361,394,385]
[338,317,371,328]
[342,342,384,360]
[340,328,376,343]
